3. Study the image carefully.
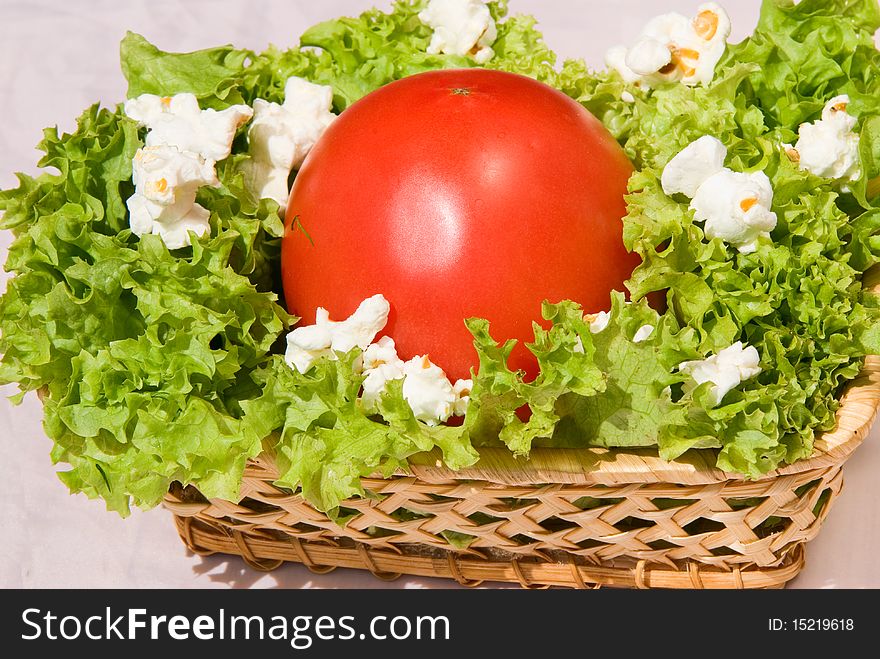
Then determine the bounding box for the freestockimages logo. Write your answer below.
[20,608,451,649]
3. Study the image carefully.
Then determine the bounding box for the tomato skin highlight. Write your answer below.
[282,69,639,382]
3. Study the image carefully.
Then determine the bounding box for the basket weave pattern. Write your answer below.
[165,354,880,588]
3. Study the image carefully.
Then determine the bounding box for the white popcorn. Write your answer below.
[418,0,497,63]
[124,93,251,249]
[661,135,727,198]
[284,294,390,374]
[124,93,253,161]
[662,136,777,253]
[362,364,405,411]
[632,324,655,343]
[284,324,334,375]
[362,363,406,414]
[685,3,730,86]
[626,32,674,76]
[242,77,336,210]
[402,356,458,426]
[359,338,469,419]
[606,3,731,88]
[126,145,219,249]
[452,378,472,416]
[678,341,762,406]
[323,295,391,353]
[788,95,861,182]
[362,336,404,371]
[589,311,611,334]
[605,46,643,85]
[360,336,406,413]
[691,169,777,254]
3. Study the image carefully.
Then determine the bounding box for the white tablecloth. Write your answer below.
[1,0,878,589]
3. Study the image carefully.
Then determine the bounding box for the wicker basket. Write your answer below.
[164,346,880,589]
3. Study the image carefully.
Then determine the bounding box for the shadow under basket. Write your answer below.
[164,353,880,589]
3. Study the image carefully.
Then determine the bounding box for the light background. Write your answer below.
[1,0,878,588]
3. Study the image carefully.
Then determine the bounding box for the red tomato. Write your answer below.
[282,69,639,382]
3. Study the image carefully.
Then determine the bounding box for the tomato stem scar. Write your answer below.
[450,87,471,96]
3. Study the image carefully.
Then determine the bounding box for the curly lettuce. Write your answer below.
[1,0,879,515]
[0,106,289,513]
[600,0,880,475]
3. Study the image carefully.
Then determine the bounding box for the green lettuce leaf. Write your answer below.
[245,354,478,513]
[464,299,604,455]
[546,294,699,450]
[724,0,880,130]
[121,32,251,107]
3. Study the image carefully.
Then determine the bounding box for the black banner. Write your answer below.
[0,588,875,655]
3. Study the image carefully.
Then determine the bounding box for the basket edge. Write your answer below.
[172,513,807,589]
